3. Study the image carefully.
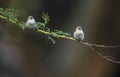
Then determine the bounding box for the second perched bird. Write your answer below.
[25,16,38,30]
[73,26,84,41]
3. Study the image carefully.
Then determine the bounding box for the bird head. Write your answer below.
[76,26,82,31]
[28,16,34,20]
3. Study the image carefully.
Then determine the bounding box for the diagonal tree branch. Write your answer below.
[0,7,120,63]
[38,29,120,48]
[81,42,120,48]
[86,45,120,63]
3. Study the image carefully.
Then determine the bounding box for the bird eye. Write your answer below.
[30,17,33,19]
[78,27,81,30]
[29,16,33,19]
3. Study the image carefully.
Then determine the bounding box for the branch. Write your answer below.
[86,46,120,63]
[0,7,120,63]
[81,42,120,48]
[0,14,17,25]
[38,30,75,40]
[38,30,120,48]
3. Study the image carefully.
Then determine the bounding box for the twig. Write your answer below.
[86,45,120,63]
[0,15,17,25]
[81,42,120,48]
[37,30,75,40]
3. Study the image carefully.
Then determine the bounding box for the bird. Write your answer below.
[25,16,38,30]
[73,26,84,42]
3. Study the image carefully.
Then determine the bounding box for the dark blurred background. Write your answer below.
[0,0,120,77]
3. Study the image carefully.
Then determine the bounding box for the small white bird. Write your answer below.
[25,16,38,30]
[73,26,84,41]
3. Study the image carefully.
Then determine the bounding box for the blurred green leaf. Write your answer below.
[51,32,58,36]
[0,7,18,22]
[18,21,25,29]
[37,22,45,29]
[0,8,4,13]
[42,13,50,25]
[5,7,18,21]
[54,30,71,36]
